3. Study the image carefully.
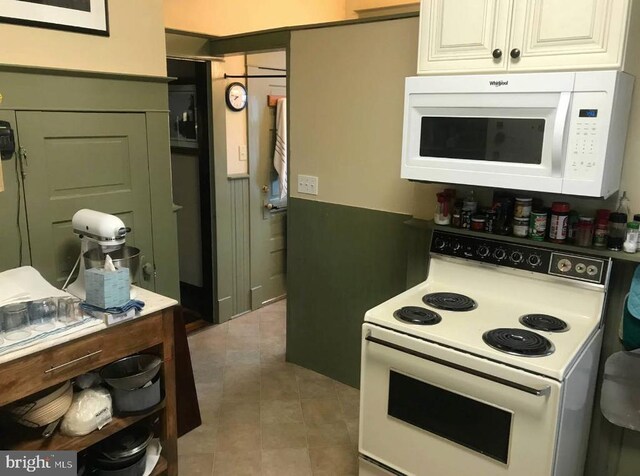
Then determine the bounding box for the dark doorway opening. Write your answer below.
[167,58,215,327]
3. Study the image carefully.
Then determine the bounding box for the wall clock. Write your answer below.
[225,82,247,111]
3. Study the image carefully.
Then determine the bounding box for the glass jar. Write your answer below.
[514,197,533,218]
[28,298,57,331]
[484,209,497,233]
[549,202,570,243]
[593,209,611,247]
[471,214,486,232]
[434,192,451,225]
[462,190,478,214]
[512,217,529,237]
[623,222,639,253]
[575,217,594,247]
[2,303,30,341]
[451,201,463,228]
[607,212,628,251]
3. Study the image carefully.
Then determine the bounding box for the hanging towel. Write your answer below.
[273,97,287,200]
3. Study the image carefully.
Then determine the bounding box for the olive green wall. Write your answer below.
[286,198,412,387]
[0,68,179,301]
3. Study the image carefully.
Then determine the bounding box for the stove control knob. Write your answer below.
[451,241,462,252]
[527,254,542,267]
[510,251,524,263]
[477,245,490,258]
[434,237,447,250]
[493,248,507,260]
[557,258,572,273]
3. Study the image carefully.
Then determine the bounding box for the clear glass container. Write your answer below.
[434,192,451,225]
[607,213,628,251]
[57,297,82,324]
[575,217,594,247]
[2,303,30,341]
[624,222,639,253]
[28,298,58,331]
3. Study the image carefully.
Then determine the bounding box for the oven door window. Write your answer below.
[420,117,545,164]
[388,370,512,464]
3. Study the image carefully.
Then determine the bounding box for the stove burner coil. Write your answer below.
[422,292,477,312]
[519,314,569,332]
[482,328,555,357]
[393,306,442,325]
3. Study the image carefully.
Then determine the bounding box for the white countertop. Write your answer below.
[0,286,178,366]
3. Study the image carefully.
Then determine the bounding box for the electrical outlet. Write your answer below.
[297,174,319,195]
[238,145,247,161]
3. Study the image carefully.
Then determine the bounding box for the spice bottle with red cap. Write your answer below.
[549,202,570,243]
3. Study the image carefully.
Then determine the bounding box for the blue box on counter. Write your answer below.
[84,267,130,309]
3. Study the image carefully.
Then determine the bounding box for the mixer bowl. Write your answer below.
[84,246,141,284]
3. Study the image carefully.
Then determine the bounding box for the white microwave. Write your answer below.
[401,71,634,198]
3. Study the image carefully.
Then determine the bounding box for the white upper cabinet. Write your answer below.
[417,0,632,75]
[417,0,513,74]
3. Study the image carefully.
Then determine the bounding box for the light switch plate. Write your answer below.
[298,174,319,195]
[238,145,247,161]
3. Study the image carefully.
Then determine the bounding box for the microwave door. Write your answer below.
[402,92,568,192]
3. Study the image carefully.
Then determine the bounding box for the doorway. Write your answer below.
[246,50,288,308]
[167,58,215,326]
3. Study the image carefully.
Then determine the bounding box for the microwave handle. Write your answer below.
[552,92,572,168]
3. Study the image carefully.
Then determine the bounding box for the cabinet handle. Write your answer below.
[44,350,102,374]
[492,48,502,59]
[510,48,521,59]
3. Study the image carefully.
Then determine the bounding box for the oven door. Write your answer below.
[359,324,563,476]
[401,89,571,193]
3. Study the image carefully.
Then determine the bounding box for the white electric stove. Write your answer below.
[359,230,611,476]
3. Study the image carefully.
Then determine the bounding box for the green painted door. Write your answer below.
[16,111,156,290]
[247,63,287,307]
[0,110,30,271]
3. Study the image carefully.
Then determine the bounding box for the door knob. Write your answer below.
[510,48,521,59]
[492,48,502,59]
[262,185,269,193]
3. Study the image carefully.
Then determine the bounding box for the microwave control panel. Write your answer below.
[564,91,607,182]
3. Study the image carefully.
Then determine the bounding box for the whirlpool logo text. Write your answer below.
[489,80,509,87]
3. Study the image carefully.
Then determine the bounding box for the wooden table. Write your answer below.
[0,290,179,476]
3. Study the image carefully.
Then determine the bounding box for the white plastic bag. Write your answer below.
[60,387,112,436]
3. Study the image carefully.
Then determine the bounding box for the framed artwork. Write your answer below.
[0,0,109,36]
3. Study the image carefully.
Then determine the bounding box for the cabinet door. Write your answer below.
[508,0,630,72]
[417,0,513,74]
[16,112,156,291]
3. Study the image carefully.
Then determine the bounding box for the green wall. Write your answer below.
[286,197,413,387]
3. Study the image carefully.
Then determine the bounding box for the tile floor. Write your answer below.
[179,299,361,475]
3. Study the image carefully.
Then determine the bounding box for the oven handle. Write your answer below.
[365,334,551,397]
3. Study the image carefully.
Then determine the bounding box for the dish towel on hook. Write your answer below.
[273,97,287,200]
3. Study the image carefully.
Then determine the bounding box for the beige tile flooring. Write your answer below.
[179,299,361,475]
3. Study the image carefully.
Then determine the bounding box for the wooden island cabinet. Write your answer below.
[0,289,180,476]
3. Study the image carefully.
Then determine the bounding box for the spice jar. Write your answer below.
[484,209,497,233]
[607,212,628,251]
[549,202,570,243]
[471,214,486,232]
[512,217,529,238]
[623,222,639,253]
[451,201,463,228]
[514,197,533,218]
[435,192,451,225]
[575,217,594,247]
[529,210,547,242]
[567,210,580,244]
[593,209,611,247]
[463,190,478,214]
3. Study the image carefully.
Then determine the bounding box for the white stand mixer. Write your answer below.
[64,209,131,301]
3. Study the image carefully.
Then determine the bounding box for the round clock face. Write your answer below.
[226,82,247,111]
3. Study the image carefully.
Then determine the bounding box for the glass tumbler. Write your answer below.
[28,298,58,331]
[58,297,82,324]
[2,303,30,341]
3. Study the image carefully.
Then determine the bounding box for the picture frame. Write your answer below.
[0,0,109,36]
